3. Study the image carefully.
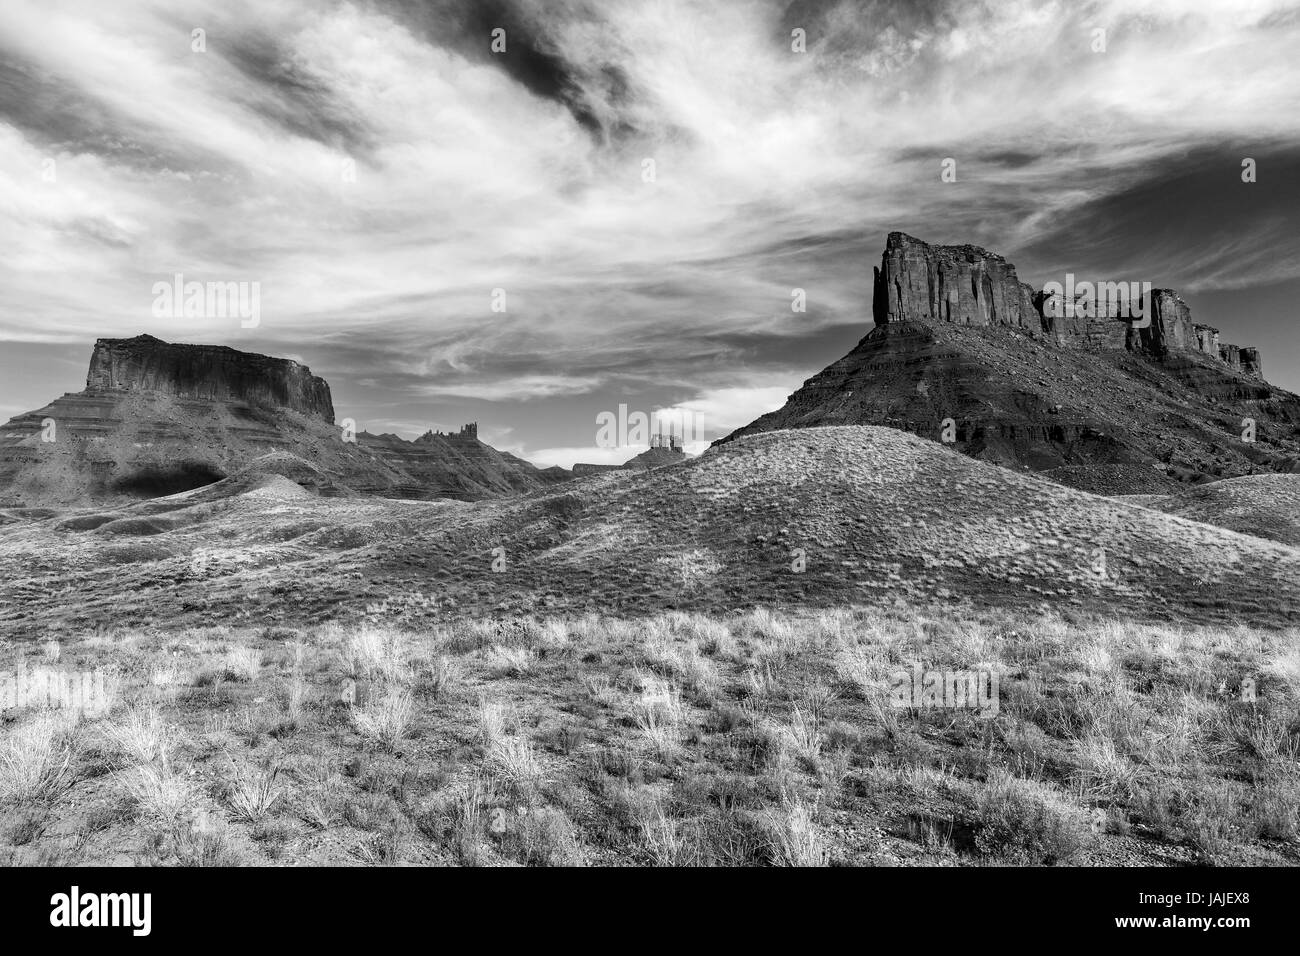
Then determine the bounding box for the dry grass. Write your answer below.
[226,759,284,824]
[633,674,684,758]
[0,712,77,804]
[223,647,262,683]
[767,798,829,867]
[352,688,415,751]
[101,704,176,767]
[343,627,409,683]
[125,765,193,824]
[487,735,543,788]
[4,608,1297,866]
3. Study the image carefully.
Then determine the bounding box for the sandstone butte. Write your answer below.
[721,232,1300,495]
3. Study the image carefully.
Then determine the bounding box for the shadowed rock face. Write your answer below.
[1139,289,1193,355]
[87,335,335,423]
[1241,348,1264,379]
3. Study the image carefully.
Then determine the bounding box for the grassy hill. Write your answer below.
[1120,474,1300,548]
[1,426,1296,635]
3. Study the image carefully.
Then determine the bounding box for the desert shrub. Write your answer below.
[499,806,583,866]
[125,765,193,824]
[0,713,77,804]
[967,771,1091,864]
[352,689,415,751]
[226,758,285,823]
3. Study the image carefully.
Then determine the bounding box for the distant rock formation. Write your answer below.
[87,334,336,422]
[722,232,1300,494]
[573,432,690,475]
[355,424,567,499]
[423,422,479,441]
[0,337,565,505]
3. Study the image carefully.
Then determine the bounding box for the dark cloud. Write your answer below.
[1015,143,1300,290]
[372,0,611,137]
[218,31,376,155]
[0,55,203,173]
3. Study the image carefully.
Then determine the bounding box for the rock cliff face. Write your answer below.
[872,232,1041,332]
[1137,289,1193,355]
[87,335,335,423]
[1241,348,1264,379]
[873,233,1264,379]
[721,233,1300,494]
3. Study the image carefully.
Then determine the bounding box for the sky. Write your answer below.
[1,0,1298,467]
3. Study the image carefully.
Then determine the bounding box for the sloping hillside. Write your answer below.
[2,427,1296,634]
[1120,473,1300,547]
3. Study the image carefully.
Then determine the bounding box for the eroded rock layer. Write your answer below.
[87,335,335,423]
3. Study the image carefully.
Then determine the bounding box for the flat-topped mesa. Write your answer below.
[86,334,335,423]
[872,233,1266,381]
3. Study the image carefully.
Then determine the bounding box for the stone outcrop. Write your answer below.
[1194,325,1221,357]
[1241,348,1264,379]
[872,232,1041,333]
[572,442,690,475]
[1137,289,1193,355]
[873,233,1265,380]
[87,334,336,423]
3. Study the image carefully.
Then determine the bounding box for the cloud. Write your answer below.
[654,386,796,438]
[2,0,1299,446]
